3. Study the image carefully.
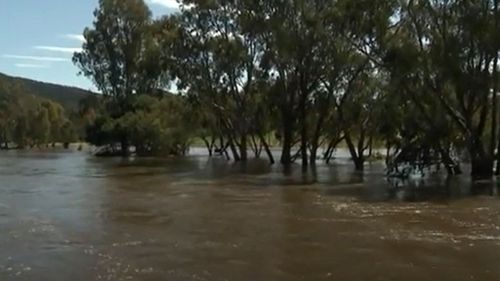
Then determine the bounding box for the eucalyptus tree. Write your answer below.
[73,0,158,155]
[32,107,51,147]
[390,0,500,177]
[307,2,353,166]
[42,101,65,146]
[244,0,333,168]
[163,0,275,162]
[341,73,384,170]
[319,0,399,170]
[158,8,241,160]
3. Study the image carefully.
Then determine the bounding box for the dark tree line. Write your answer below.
[74,0,500,178]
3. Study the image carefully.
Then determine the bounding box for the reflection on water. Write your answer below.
[0,150,499,281]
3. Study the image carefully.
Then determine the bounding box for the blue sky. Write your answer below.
[0,0,179,91]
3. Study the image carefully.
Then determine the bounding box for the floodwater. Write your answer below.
[0,149,499,281]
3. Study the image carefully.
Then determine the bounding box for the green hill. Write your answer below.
[0,72,94,110]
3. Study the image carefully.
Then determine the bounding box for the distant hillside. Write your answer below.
[0,72,95,111]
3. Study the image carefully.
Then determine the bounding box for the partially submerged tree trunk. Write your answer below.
[493,49,500,175]
[120,138,130,157]
[324,136,344,164]
[345,130,370,172]
[368,135,374,158]
[239,135,248,162]
[280,114,294,166]
[201,136,216,157]
[228,138,241,162]
[309,144,318,167]
[469,140,494,178]
[309,102,330,166]
[258,133,275,165]
[471,156,494,179]
[437,145,462,175]
[299,91,308,170]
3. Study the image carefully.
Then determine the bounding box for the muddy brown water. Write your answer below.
[0,149,499,281]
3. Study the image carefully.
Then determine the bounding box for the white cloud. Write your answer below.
[34,46,82,53]
[63,34,86,42]
[147,0,181,9]
[14,63,49,69]
[2,54,69,62]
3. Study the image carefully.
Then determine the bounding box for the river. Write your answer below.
[0,149,499,281]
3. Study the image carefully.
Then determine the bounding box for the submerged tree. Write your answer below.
[384,0,500,177]
[72,0,500,179]
[73,0,158,156]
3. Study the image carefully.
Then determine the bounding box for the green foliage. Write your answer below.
[0,92,77,148]
[84,94,193,156]
[0,72,95,148]
[73,0,158,100]
[72,0,500,177]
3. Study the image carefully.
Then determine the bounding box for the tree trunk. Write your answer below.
[259,133,275,165]
[385,141,391,166]
[310,114,327,167]
[324,137,344,164]
[310,144,318,167]
[493,0,500,175]
[228,138,241,162]
[354,157,365,171]
[300,131,308,169]
[220,142,231,160]
[368,136,374,158]
[345,134,364,171]
[299,94,308,170]
[280,116,293,166]
[468,134,493,178]
[218,137,225,154]
[471,155,494,179]
[491,59,498,166]
[438,146,462,175]
[120,138,130,157]
[497,140,500,176]
[324,143,335,164]
[202,137,213,157]
[239,135,248,161]
[250,135,260,158]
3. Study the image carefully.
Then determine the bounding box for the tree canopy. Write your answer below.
[72,0,500,178]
